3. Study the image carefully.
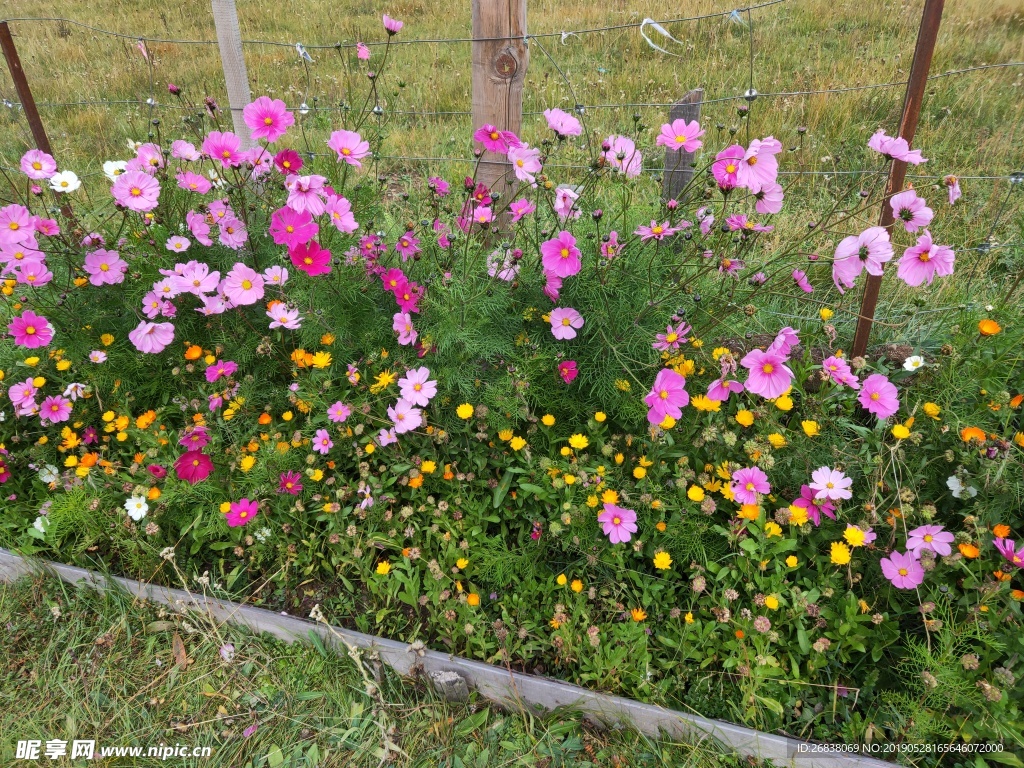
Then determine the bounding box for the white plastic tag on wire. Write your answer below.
[296,43,314,63]
[639,18,684,57]
[560,31,579,45]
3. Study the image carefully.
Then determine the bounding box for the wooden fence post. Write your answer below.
[210,0,254,149]
[850,0,944,358]
[0,21,55,156]
[471,0,529,200]
[662,88,703,202]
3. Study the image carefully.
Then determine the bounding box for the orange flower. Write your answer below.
[994,570,1012,582]
[958,543,980,559]
[133,452,145,464]
[978,319,1002,336]
[80,453,99,468]
[267,299,283,311]
[467,593,481,607]
[258,413,272,425]
[147,487,161,501]
[993,524,1011,539]
[443,464,454,481]
[408,475,423,489]
[735,630,745,639]
[184,345,202,360]
[1011,589,1024,601]
[1011,394,1024,409]
[960,426,986,444]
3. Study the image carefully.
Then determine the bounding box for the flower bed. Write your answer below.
[1,14,1022,756]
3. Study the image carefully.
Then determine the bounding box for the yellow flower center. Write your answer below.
[222,150,232,158]
[286,225,294,232]
[666,332,677,342]
[762,363,774,374]
[612,516,621,525]
[924,534,933,543]
[919,251,930,262]
[725,163,736,174]
[264,116,274,125]
[341,148,351,156]
[745,482,755,491]
[100,263,109,272]
[871,392,880,401]
[561,318,571,326]
[652,226,663,235]
[25,326,36,335]
[32,162,42,170]
[241,279,252,290]
[560,248,569,258]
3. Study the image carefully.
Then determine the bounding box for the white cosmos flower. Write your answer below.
[946,476,977,499]
[903,355,926,372]
[126,139,143,152]
[49,171,81,193]
[103,160,128,182]
[33,515,49,534]
[124,495,149,521]
[39,464,60,483]
[63,382,88,401]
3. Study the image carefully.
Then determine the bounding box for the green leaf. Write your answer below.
[493,470,514,509]
[265,746,284,768]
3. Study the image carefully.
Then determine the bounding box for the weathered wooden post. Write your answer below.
[662,88,703,202]
[210,0,255,148]
[851,0,944,358]
[0,21,55,156]
[471,0,529,199]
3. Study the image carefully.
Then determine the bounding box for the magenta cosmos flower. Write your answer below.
[731,466,770,505]
[222,264,265,305]
[809,466,853,501]
[202,130,244,167]
[226,498,258,527]
[792,485,836,526]
[205,359,237,383]
[540,231,582,278]
[644,368,689,424]
[389,399,423,434]
[278,471,303,495]
[712,144,744,189]
[242,96,294,143]
[858,373,899,419]
[656,118,704,152]
[290,241,332,276]
[543,108,582,138]
[994,538,1024,570]
[558,360,578,384]
[880,550,924,589]
[112,170,160,212]
[84,249,127,286]
[269,206,318,249]
[179,425,210,450]
[473,124,521,154]
[395,232,421,260]
[398,367,437,407]
[327,130,370,167]
[821,356,860,389]
[327,401,351,423]
[129,320,175,354]
[906,524,954,557]
[175,450,213,484]
[21,149,57,180]
[832,226,893,294]
[896,230,954,287]
[740,349,793,399]
[635,220,678,242]
[8,310,54,348]
[38,395,73,424]
[598,503,638,544]
[274,149,302,174]
[313,428,334,455]
[549,307,584,340]
[382,13,403,34]
[652,321,690,351]
[509,199,535,222]
[889,190,933,233]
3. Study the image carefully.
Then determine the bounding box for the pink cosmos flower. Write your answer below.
[242,96,294,143]
[327,401,351,423]
[32,216,59,237]
[906,525,954,557]
[656,118,704,152]
[267,303,300,329]
[603,135,642,178]
[598,503,638,544]
[313,428,334,455]
[726,214,773,233]
[356,42,371,60]
[707,378,744,402]
[896,230,954,287]
[134,142,164,174]
[14,259,53,287]
[395,232,421,260]
[377,427,398,446]
[325,195,359,233]
[395,282,423,313]
[792,269,813,293]
[880,550,925,589]
[173,262,220,295]
[543,108,582,138]
[601,231,622,259]
[285,174,328,215]
[652,321,691,351]
[994,538,1024,570]
[868,130,926,165]
[754,182,784,214]
[112,170,160,212]
[0,204,33,246]
[226,498,258,527]
[398,366,437,407]
[889,190,933,233]
[129,320,174,354]
[944,175,961,205]
[8,378,37,408]
[205,359,237,383]
[644,368,689,424]
[549,307,584,340]
[740,349,793,399]
[821,356,860,389]
[186,210,213,246]
[327,130,370,167]
[270,206,318,249]
[222,264,265,305]
[474,124,521,153]
[509,198,536,222]
[20,149,57,180]
[712,144,745,189]
[766,326,799,358]
[553,188,580,220]
[858,373,899,419]
[202,130,244,167]
[179,426,210,450]
[540,231,582,278]
[279,471,303,495]
[166,236,191,253]
[809,467,853,501]
[38,395,72,424]
[388,399,423,434]
[558,360,578,384]
[382,13,403,35]
[290,241,332,276]
[731,466,770,505]
[832,226,893,294]
[543,271,563,302]
[84,249,127,286]
[487,250,519,281]
[274,149,303,174]
[428,177,450,197]
[263,265,289,288]
[171,140,201,161]
[8,310,53,348]
[635,220,677,242]
[792,485,836,526]
[218,217,248,250]
[508,144,542,185]
[736,136,782,192]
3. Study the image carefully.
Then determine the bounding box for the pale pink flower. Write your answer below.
[393,312,417,346]
[735,136,782,192]
[202,130,244,167]
[508,144,542,185]
[868,130,926,165]
[267,304,301,329]
[83,249,126,286]
[398,367,437,407]
[656,119,704,152]
[509,199,536,222]
[740,349,793,399]
[388,399,423,434]
[327,130,370,167]
[112,170,160,212]
[325,195,359,233]
[809,467,853,501]
[832,226,893,294]
[129,320,175,354]
[222,264,264,305]
[598,503,637,544]
[543,108,582,138]
[285,174,328,216]
[171,140,201,161]
[603,135,642,178]
[896,230,954,287]
[20,149,57,180]
[549,307,584,340]
[889,189,933,233]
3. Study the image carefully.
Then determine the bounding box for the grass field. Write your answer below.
[1,572,745,767]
